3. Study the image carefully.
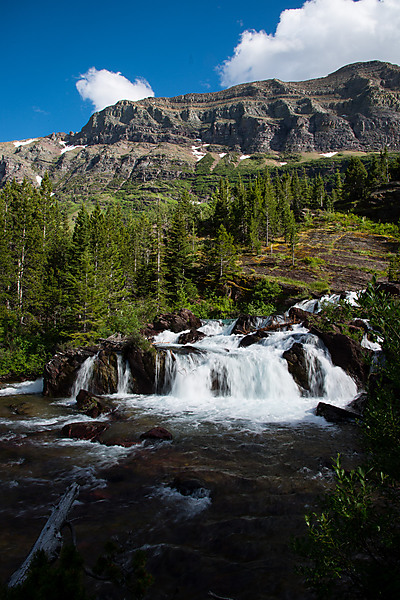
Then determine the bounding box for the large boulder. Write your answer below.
[282,343,311,393]
[149,309,202,336]
[316,402,360,424]
[76,389,112,418]
[124,346,157,394]
[90,350,119,395]
[43,347,97,397]
[310,327,369,387]
[177,329,206,344]
[61,422,109,441]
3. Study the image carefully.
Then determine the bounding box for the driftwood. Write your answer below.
[8,483,80,587]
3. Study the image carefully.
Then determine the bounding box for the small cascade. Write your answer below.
[70,355,97,399]
[116,355,132,395]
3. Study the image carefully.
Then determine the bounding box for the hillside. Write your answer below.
[1,61,400,207]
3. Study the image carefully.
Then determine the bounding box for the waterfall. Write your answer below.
[152,322,358,424]
[116,354,132,395]
[70,355,97,399]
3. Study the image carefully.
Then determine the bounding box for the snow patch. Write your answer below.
[13,138,38,148]
[320,152,338,158]
[36,175,42,186]
[219,153,227,158]
[239,155,251,161]
[279,162,287,166]
[60,144,86,155]
[191,145,207,162]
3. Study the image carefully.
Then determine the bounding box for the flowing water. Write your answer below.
[0,306,364,599]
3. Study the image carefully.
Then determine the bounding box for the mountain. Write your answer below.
[1,60,400,204]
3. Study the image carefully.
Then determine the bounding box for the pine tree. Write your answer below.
[210,225,238,282]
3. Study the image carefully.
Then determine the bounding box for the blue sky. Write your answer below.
[2,0,400,143]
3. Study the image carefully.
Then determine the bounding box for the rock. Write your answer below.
[125,346,156,394]
[239,334,264,348]
[76,389,111,418]
[231,315,260,335]
[211,366,230,396]
[177,329,206,344]
[282,343,312,392]
[140,426,173,442]
[171,476,209,497]
[348,391,368,415]
[90,350,118,395]
[310,327,369,387]
[61,422,109,442]
[316,402,360,424]
[288,306,312,324]
[153,309,202,334]
[43,347,97,397]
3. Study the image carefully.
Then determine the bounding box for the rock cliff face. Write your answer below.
[1,61,400,200]
[70,61,400,153]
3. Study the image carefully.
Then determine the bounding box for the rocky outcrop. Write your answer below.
[70,61,400,153]
[177,329,206,344]
[151,309,202,335]
[43,347,97,397]
[316,402,360,424]
[43,338,157,398]
[310,326,369,387]
[282,343,311,392]
[76,389,112,418]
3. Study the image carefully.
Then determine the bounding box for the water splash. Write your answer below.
[70,355,97,399]
[116,354,132,395]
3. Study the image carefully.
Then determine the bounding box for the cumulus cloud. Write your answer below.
[219,0,400,86]
[76,67,154,112]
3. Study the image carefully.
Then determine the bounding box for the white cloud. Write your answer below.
[76,67,154,112]
[219,0,400,86]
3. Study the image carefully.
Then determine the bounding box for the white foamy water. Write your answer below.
[140,323,358,428]
[0,379,43,396]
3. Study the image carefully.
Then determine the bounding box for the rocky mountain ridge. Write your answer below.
[1,60,400,203]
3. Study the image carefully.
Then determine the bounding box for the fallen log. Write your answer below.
[8,483,80,587]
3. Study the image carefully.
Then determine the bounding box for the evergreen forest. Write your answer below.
[1,151,400,379]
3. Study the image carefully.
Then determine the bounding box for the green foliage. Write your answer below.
[295,457,400,599]
[297,283,400,598]
[93,541,153,599]
[241,279,281,315]
[0,546,90,600]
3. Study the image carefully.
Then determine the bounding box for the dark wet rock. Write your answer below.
[7,403,30,416]
[310,327,369,387]
[283,343,311,392]
[177,329,206,344]
[76,389,112,418]
[171,476,210,497]
[124,346,156,394]
[140,426,173,442]
[374,281,400,297]
[171,345,206,357]
[90,350,118,395]
[61,422,109,441]
[231,315,260,335]
[211,366,230,396]
[152,309,202,335]
[239,333,264,348]
[288,306,312,324]
[348,391,368,415]
[316,402,360,424]
[43,347,97,397]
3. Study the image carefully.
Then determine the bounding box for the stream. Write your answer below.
[0,303,364,599]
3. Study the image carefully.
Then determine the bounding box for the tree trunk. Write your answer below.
[8,483,80,587]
